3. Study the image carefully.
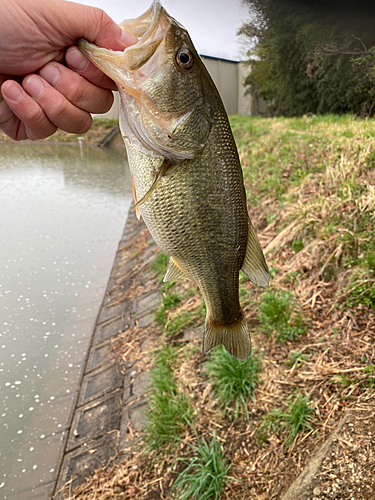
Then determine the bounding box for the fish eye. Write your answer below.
[176,48,194,69]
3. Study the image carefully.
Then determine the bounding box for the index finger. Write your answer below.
[65,46,117,90]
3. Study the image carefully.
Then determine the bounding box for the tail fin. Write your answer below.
[203,312,251,360]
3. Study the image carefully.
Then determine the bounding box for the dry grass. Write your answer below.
[60,115,375,500]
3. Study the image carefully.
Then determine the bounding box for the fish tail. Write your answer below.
[203,312,251,360]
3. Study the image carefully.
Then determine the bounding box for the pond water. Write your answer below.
[0,143,132,499]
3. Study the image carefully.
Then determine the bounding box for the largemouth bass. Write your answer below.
[79,1,269,359]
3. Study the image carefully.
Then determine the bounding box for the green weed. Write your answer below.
[173,433,234,500]
[362,356,375,388]
[259,289,306,341]
[144,346,194,453]
[207,346,262,419]
[291,238,304,253]
[286,350,310,367]
[260,393,315,447]
[152,252,169,283]
[165,310,197,337]
[345,277,375,310]
[155,290,182,326]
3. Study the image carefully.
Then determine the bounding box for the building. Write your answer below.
[95,54,265,119]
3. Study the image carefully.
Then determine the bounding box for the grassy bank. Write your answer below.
[66,115,375,499]
[0,117,119,144]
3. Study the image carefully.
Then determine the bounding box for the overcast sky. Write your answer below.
[75,0,250,61]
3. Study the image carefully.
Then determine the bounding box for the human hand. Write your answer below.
[0,0,137,141]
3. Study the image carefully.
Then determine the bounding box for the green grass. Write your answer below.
[152,252,169,283]
[259,289,306,341]
[173,433,234,500]
[363,361,375,388]
[286,350,311,367]
[155,289,182,326]
[260,393,315,447]
[345,276,375,310]
[207,346,262,419]
[144,346,194,453]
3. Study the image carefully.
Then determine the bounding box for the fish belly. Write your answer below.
[135,134,248,326]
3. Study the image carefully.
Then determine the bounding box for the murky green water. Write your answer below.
[0,143,132,499]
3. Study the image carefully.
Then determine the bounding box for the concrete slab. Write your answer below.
[133,291,161,317]
[93,313,131,344]
[123,371,152,407]
[86,340,114,373]
[78,363,124,406]
[67,390,122,451]
[97,302,126,324]
[129,406,149,431]
[118,409,143,456]
[54,431,118,498]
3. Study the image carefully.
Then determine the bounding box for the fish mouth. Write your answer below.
[78,1,171,92]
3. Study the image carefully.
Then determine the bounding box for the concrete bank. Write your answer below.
[52,208,162,499]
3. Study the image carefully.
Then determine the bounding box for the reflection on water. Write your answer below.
[0,143,132,499]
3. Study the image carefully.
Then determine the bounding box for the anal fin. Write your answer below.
[163,257,189,282]
[242,218,270,288]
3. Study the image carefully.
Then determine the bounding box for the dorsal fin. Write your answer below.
[241,218,270,288]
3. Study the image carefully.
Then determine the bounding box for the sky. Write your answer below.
[75,0,251,61]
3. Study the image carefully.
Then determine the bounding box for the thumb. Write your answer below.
[57,1,137,50]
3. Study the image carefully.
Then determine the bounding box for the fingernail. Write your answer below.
[66,48,89,71]
[3,82,24,102]
[40,64,60,86]
[25,76,44,98]
[121,29,138,46]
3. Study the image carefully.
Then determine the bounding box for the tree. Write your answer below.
[239,0,375,116]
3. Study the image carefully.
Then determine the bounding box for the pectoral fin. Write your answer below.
[131,176,141,220]
[164,257,189,282]
[241,218,270,288]
[135,161,169,208]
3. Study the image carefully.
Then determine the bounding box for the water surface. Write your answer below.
[0,143,132,499]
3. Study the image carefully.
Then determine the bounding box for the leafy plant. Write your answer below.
[173,433,234,500]
[207,346,262,419]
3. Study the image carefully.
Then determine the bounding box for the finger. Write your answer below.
[65,46,117,90]
[1,80,56,140]
[58,2,138,50]
[0,86,26,141]
[39,62,114,113]
[23,74,92,134]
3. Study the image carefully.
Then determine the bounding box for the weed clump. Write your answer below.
[144,346,193,453]
[259,289,306,341]
[207,345,262,419]
[260,393,315,447]
[173,433,233,500]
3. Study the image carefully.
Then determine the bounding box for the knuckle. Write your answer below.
[69,82,86,106]
[0,99,14,124]
[63,112,92,134]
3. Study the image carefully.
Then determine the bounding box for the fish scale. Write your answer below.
[78,0,269,359]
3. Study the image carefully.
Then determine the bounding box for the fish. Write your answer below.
[78,0,269,360]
